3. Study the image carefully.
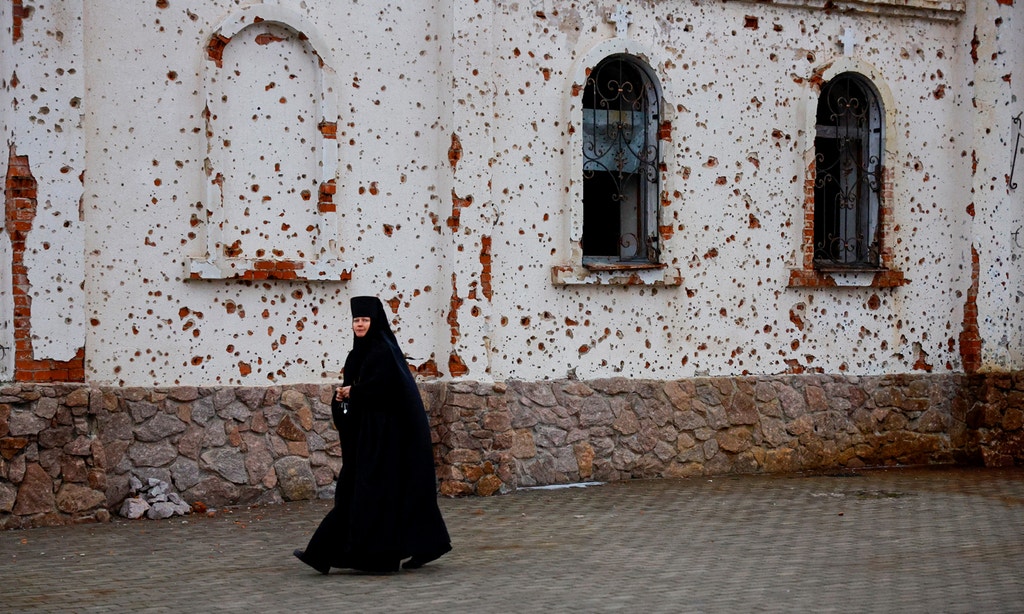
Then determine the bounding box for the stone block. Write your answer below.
[8,411,48,437]
[119,496,150,519]
[170,457,202,491]
[63,435,94,457]
[510,429,536,459]
[60,389,88,410]
[56,483,106,513]
[34,397,59,419]
[61,455,88,483]
[0,436,29,460]
[127,400,159,423]
[13,463,55,515]
[200,448,248,484]
[1003,408,1024,432]
[440,480,473,497]
[135,413,187,442]
[273,456,316,501]
[573,441,595,479]
[475,474,502,496]
[275,415,306,441]
[129,441,178,468]
[0,481,16,512]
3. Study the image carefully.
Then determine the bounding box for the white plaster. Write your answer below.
[0,0,1016,386]
[2,0,86,364]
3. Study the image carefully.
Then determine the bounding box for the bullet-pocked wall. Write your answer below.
[3,0,1020,388]
[1,0,87,382]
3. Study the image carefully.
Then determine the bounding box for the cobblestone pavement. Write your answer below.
[2,466,1023,613]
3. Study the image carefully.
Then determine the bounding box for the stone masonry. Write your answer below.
[1,372,1022,529]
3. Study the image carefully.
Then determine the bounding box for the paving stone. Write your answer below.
[2,467,1022,612]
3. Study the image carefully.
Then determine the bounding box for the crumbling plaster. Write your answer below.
[2,0,86,378]
[1,0,1017,387]
[967,0,1024,369]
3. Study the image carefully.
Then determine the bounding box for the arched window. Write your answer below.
[582,55,660,264]
[813,72,884,268]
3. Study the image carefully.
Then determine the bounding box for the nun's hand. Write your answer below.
[334,386,351,401]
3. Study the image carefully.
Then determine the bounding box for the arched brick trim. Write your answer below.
[789,59,906,289]
[552,37,681,287]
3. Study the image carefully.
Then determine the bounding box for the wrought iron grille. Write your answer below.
[582,55,660,263]
[813,73,883,268]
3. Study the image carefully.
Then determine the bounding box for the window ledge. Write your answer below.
[723,0,964,22]
[552,264,682,286]
[188,257,353,281]
[582,260,667,272]
[788,268,907,288]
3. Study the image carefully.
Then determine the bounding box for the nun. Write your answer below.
[294,296,451,573]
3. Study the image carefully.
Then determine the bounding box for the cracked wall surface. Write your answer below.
[1,0,1020,387]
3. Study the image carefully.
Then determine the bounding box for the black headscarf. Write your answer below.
[350,296,400,350]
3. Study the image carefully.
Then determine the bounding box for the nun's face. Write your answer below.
[352,316,372,337]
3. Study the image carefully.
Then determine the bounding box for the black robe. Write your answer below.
[297,320,451,573]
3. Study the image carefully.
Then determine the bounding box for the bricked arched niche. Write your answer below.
[789,57,905,289]
[553,37,681,287]
[190,6,351,281]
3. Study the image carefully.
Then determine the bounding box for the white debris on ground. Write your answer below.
[118,476,192,520]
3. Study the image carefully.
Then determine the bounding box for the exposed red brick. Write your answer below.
[789,306,805,331]
[318,121,337,139]
[318,179,336,212]
[658,121,672,141]
[447,273,463,344]
[5,146,84,383]
[448,133,462,170]
[959,244,982,373]
[479,236,493,301]
[913,349,934,372]
[448,191,472,231]
[255,33,285,45]
[12,0,26,43]
[207,34,231,68]
[416,358,440,378]
[448,352,468,377]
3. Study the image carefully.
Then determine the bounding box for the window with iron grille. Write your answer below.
[813,72,884,269]
[582,55,661,265]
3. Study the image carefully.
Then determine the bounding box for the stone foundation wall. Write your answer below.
[1,372,1022,529]
[430,373,1024,495]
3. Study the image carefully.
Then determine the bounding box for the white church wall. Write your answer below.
[968,1,1024,371]
[45,0,1020,386]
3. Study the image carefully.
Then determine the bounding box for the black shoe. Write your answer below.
[293,549,330,575]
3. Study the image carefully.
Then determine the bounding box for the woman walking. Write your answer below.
[294,296,451,573]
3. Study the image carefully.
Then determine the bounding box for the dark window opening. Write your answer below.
[582,55,660,264]
[813,72,883,268]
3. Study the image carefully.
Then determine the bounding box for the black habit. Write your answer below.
[295,297,451,573]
